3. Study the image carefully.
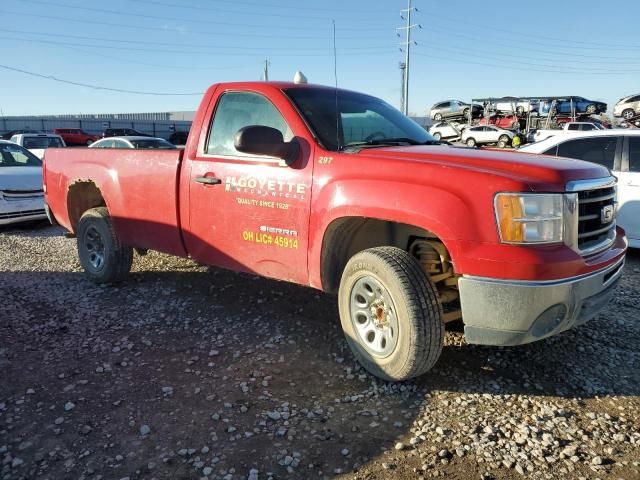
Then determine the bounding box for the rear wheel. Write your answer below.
[77,207,133,283]
[622,109,635,120]
[338,247,444,381]
[466,137,476,147]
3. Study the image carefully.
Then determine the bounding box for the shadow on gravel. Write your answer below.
[1,241,639,478]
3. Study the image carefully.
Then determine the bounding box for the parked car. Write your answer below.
[9,133,66,159]
[0,140,46,226]
[613,93,640,120]
[539,97,607,116]
[89,136,177,149]
[428,121,465,141]
[169,131,189,145]
[101,128,151,138]
[1,129,42,140]
[519,130,639,247]
[461,125,515,147]
[533,121,606,142]
[479,114,521,130]
[430,100,483,121]
[44,80,626,382]
[491,98,538,115]
[53,128,99,146]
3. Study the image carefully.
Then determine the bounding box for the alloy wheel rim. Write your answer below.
[349,275,399,358]
[84,226,105,271]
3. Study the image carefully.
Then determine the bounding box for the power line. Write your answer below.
[421,25,639,60]
[427,11,640,50]
[17,0,391,28]
[417,41,640,69]
[2,29,393,52]
[60,45,250,72]
[129,0,389,15]
[2,9,391,38]
[0,35,397,57]
[413,51,640,75]
[0,64,203,95]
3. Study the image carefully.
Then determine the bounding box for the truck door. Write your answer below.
[185,90,313,284]
[617,136,640,244]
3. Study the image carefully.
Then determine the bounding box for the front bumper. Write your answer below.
[459,257,625,346]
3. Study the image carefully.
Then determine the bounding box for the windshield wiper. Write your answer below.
[340,138,443,151]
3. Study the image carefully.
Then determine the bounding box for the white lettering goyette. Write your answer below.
[225,176,306,199]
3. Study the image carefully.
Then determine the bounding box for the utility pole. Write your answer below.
[262,59,270,81]
[397,0,419,115]
[399,62,406,113]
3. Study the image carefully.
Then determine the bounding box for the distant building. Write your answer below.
[1,112,193,139]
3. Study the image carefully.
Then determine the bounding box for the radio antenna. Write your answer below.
[333,19,340,151]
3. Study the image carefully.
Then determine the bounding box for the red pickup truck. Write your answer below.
[43,81,627,381]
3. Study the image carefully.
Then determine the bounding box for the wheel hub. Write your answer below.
[350,276,399,358]
[84,226,105,271]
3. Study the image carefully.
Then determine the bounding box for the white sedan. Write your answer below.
[519,130,640,247]
[428,121,465,141]
[0,140,46,226]
[90,136,176,149]
[461,125,514,148]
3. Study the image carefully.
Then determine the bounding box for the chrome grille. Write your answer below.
[575,183,616,254]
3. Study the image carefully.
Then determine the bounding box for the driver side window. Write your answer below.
[206,91,293,157]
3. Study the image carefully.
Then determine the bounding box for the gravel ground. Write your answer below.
[1,221,639,480]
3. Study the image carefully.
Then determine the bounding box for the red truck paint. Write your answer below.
[43,82,627,380]
[44,82,626,284]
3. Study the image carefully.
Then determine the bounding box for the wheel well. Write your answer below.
[321,217,442,293]
[67,181,106,232]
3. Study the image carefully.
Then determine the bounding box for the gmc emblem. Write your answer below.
[601,205,614,224]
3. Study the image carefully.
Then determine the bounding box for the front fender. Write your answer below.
[308,178,478,289]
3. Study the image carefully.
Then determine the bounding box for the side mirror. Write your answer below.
[234,125,298,166]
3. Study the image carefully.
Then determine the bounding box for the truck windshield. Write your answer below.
[284,87,434,151]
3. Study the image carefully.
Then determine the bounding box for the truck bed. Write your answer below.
[44,147,187,256]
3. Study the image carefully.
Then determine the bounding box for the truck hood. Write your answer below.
[0,166,44,191]
[357,145,610,191]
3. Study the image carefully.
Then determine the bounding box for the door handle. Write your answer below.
[194,176,222,185]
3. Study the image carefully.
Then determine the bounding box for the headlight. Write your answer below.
[495,193,564,244]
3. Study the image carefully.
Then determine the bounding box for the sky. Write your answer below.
[0,0,638,117]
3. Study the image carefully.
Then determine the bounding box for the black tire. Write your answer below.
[433,132,442,140]
[434,113,443,121]
[622,109,635,120]
[77,207,133,283]
[499,134,510,144]
[497,140,507,148]
[466,137,476,147]
[586,104,597,114]
[338,247,444,381]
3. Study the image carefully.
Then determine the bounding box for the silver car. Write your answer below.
[429,100,483,121]
[613,93,640,120]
